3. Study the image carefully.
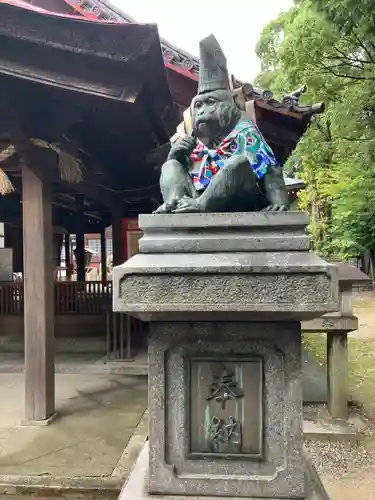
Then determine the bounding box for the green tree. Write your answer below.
[255,0,375,258]
[309,0,375,83]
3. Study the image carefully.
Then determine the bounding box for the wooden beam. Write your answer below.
[5,169,111,223]
[22,163,55,423]
[53,179,121,212]
[1,128,121,211]
[3,152,121,213]
[52,199,104,221]
[1,95,123,219]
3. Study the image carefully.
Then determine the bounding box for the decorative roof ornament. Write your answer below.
[198,34,230,94]
[281,84,307,107]
[231,80,324,118]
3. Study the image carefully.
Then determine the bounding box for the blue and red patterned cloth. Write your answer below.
[188,119,278,191]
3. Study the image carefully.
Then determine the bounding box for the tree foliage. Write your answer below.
[254,0,375,259]
[312,0,375,83]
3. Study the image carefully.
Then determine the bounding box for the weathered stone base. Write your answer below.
[119,443,330,500]
[148,322,305,498]
[113,213,336,500]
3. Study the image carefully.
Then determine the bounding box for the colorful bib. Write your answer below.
[188,120,278,191]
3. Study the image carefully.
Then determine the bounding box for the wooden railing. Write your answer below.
[0,281,23,314]
[0,281,112,314]
[55,281,112,313]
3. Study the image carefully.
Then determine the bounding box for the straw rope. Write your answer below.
[0,145,16,194]
[30,138,84,183]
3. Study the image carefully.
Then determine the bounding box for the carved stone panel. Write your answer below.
[189,357,263,458]
[148,321,305,499]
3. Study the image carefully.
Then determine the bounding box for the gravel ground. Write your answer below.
[305,439,374,479]
[305,403,375,478]
[304,402,375,499]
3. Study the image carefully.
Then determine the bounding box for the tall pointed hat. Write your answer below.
[198,34,231,94]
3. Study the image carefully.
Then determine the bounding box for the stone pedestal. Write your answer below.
[113,212,338,500]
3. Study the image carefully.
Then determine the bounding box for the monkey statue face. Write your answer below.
[191,89,241,147]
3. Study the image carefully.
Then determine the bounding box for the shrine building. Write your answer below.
[0,0,324,423]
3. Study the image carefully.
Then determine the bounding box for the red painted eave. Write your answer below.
[165,61,198,82]
[0,0,99,19]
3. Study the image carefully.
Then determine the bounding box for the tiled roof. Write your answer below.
[61,1,324,118]
[63,0,200,80]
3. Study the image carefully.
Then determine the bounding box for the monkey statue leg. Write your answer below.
[153,159,196,214]
[198,154,259,212]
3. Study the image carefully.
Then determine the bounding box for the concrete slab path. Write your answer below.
[0,373,147,478]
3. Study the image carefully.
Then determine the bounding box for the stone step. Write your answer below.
[139,211,310,253]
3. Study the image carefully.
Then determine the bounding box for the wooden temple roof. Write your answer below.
[0,1,179,224]
[1,0,324,118]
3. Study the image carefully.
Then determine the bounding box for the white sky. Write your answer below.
[109,0,293,82]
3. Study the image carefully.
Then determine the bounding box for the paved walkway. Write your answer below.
[0,373,147,478]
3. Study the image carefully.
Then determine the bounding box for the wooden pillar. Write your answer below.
[75,196,85,282]
[112,213,123,267]
[64,234,71,280]
[22,164,55,422]
[327,331,348,420]
[100,227,107,282]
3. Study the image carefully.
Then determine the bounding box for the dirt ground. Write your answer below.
[353,293,375,340]
[305,292,375,500]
